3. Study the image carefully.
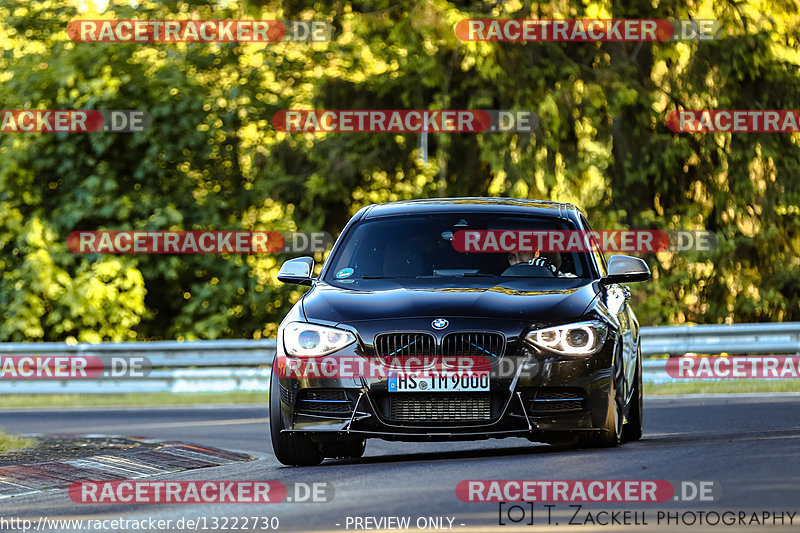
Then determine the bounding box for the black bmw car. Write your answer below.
[270,198,650,465]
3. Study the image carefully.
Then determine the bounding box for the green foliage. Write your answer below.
[0,0,798,341]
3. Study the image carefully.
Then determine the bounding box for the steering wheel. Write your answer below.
[527,256,559,276]
[501,257,559,278]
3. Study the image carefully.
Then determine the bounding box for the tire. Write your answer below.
[581,354,623,448]
[622,346,643,442]
[269,367,324,466]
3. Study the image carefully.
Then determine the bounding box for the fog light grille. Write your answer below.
[528,388,585,414]
[296,389,352,416]
[279,385,294,406]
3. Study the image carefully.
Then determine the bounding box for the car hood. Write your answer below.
[301,280,600,326]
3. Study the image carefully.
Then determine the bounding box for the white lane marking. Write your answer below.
[0,404,267,413]
[18,417,268,433]
[646,392,800,400]
[102,417,269,431]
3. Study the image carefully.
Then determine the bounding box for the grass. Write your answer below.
[0,391,267,409]
[0,431,35,453]
[645,380,800,395]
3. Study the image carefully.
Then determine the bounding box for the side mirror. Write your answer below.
[277,257,315,286]
[600,255,651,285]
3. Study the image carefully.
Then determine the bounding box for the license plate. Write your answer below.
[388,371,490,392]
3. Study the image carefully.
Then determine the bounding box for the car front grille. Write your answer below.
[528,388,585,414]
[389,393,492,422]
[374,332,505,360]
[442,332,505,358]
[374,333,436,362]
[295,389,353,417]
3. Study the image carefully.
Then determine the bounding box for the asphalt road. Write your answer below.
[0,395,799,532]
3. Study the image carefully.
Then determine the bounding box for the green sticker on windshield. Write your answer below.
[336,267,354,279]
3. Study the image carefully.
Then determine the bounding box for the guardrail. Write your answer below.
[0,340,276,394]
[640,322,800,357]
[0,323,797,393]
[640,322,800,383]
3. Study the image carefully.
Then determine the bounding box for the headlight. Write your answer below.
[525,320,608,355]
[283,322,356,357]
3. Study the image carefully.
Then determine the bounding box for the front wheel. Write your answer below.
[581,355,623,448]
[269,368,324,466]
[622,347,643,442]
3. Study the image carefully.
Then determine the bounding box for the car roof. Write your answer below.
[361,197,580,219]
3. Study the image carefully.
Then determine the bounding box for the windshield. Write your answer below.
[323,213,593,286]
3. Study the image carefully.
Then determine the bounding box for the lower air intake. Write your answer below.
[389,394,491,422]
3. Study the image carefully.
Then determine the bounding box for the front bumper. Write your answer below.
[276,334,617,443]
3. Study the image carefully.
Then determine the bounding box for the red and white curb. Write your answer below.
[0,436,254,499]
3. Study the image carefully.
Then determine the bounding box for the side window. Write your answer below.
[579,214,607,278]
